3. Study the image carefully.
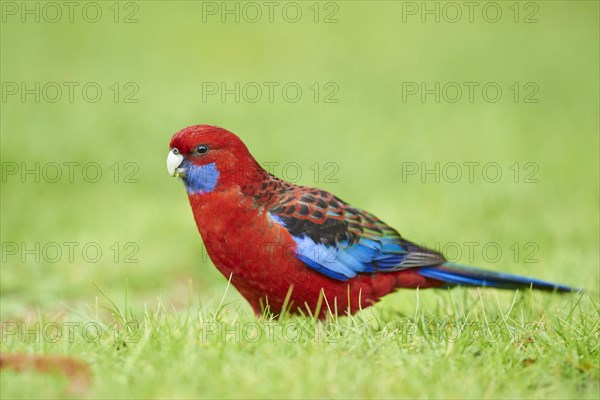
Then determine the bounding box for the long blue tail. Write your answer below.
[418,263,578,293]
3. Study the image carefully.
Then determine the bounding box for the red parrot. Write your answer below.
[167,125,576,318]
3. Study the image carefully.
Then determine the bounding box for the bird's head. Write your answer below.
[167,124,262,195]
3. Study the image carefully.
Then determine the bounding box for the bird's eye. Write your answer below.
[195,145,209,155]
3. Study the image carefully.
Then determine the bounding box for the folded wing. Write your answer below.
[268,188,445,281]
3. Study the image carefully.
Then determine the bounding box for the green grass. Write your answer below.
[1,287,598,399]
[1,1,599,398]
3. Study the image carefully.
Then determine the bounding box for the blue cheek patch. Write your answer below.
[184,162,220,194]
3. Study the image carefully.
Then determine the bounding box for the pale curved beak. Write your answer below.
[167,149,185,177]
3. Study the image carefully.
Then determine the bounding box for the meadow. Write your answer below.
[1,1,598,398]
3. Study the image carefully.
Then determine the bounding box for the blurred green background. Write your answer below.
[1,0,598,318]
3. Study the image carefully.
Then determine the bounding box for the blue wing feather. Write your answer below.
[267,189,446,281]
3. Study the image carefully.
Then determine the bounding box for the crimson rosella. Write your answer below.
[167,125,576,317]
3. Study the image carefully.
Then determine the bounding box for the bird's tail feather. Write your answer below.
[418,263,579,293]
